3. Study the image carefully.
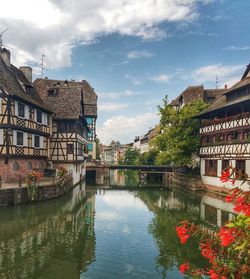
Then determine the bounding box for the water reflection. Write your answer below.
[0,182,96,279]
[0,171,236,279]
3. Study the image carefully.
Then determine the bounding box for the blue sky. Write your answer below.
[1,0,250,144]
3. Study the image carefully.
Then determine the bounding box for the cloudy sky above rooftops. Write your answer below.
[1,0,250,144]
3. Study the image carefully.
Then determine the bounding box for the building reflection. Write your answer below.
[0,182,96,279]
[200,192,235,227]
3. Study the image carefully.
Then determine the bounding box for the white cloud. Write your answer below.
[99,90,135,99]
[225,46,250,51]
[0,0,209,70]
[102,192,148,210]
[97,112,159,144]
[125,75,143,86]
[98,102,129,111]
[191,63,243,87]
[149,74,171,83]
[127,50,153,59]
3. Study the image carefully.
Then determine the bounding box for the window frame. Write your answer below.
[17,102,25,118]
[34,135,40,148]
[36,110,42,124]
[16,131,24,146]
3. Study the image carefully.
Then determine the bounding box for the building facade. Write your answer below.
[0,48,98,184]
[34,78,97,184]
[0,48,52,181]
[197,64,250,192]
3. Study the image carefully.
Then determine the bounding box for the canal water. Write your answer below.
[0,170,234,279]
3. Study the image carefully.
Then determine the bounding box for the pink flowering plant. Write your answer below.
[176,166,250,279]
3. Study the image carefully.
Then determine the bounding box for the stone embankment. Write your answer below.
[0,175,81,207]
[167,172,204,190]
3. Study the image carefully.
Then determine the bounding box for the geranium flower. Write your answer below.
[220,169,231,183]
[218,227,238,247]
[207,269,219,279]
[176,224,190,244]
[179,263,189,273]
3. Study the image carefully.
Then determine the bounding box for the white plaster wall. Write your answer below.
[201,158,250,191]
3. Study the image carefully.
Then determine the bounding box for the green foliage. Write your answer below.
[153,97,208,166]
[121,148,140,165]
[139,148,158,165]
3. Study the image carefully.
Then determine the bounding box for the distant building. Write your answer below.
[133,125,160,154]
[0,48,52,181]
[101,141,121,164]
[170,85,225,111]
[196,64,250,192]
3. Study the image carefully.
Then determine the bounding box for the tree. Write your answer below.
[122,148,140,165]
[139,149,158,165]
[153,97,208,166]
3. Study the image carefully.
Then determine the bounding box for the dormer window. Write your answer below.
[25,85,33,94]
[17,103,25,118]
[48,89,57,97]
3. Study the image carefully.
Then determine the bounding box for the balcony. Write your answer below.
[200,112,250,135]
[200,142,250,157]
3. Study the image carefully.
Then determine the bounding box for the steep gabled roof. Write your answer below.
[34,78,97,119]
[0,54,50,112]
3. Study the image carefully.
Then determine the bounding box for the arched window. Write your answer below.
[27,162,32,170]
[13,161,19,171]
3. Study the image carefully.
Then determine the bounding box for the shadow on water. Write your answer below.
[0,170,236,279]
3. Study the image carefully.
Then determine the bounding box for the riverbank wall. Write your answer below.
[167,172,204,190]
[0,175,85,207]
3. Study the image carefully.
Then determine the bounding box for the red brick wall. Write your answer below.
[0,159,47,182]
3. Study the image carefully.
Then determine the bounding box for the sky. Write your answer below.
[1,0,250,144]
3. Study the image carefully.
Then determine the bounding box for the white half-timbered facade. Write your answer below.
[34,78,95,184]
[197,64,250,192]
[0,48,52,181]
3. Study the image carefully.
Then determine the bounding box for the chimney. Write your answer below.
[19,66,32,83]
[0,48,11,67]
[224,84,228,90]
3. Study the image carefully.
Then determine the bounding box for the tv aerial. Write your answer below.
[0,28,8,48]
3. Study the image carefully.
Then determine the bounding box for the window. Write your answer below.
[12,161,19,171]
[87,143,93,152]
[86,117,93,125]
[39,162,44,169]
[27,162,32,170]
[78,143,83,155]
[48,89,57,96]
[36,110,42,123]
[236,160,245,175]
[67,144,74,154]
[205,160,217,176]
[34,135,40,148]
[222,160,230,171]
[16,132,24,146]
[18,103,25,118]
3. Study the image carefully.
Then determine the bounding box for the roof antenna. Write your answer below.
[215,75,218,89]
[40,54,45,78]
[0,28,8,49]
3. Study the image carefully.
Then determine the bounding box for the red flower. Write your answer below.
[176,224,190,244]
[207,269,219,279]
[200,242,215,261]
[225,195,233,203]
[220,169,230,183]
[218,227,238,247]
[179,263,189,273]
[221,276,227,279]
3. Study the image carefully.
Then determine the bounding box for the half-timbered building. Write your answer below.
[0,48,52,181]
[197,64,250,192]
[34,78,97,184]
